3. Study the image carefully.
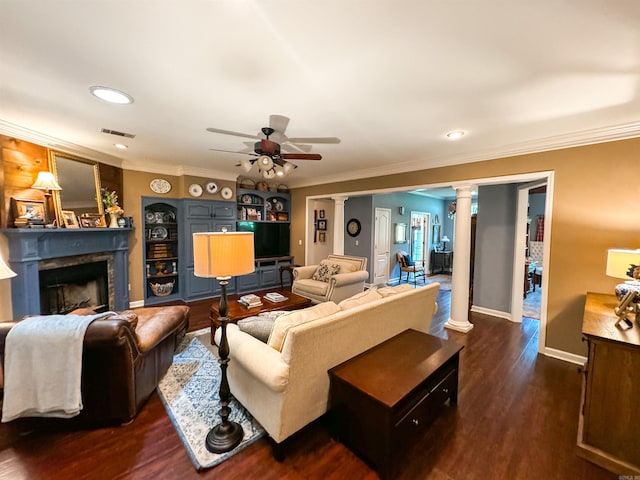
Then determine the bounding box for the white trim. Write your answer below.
[470,305,512,321]
[288,122,640,188]
[542,347,587,366]
[129,299,145,309]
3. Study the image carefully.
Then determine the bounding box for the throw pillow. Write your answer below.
[312,262,340,282]
[327,259,357,273]
[237,316,276,343]
[404,254,415,266]
[267,301,341,351]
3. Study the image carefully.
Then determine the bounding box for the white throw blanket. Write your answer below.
[2,312,115,422]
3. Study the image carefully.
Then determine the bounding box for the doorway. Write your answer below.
[373,208,391,285]
[511,178,550,351]
[410,211,431,273]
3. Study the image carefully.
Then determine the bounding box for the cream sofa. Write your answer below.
[215,282,440,449]
[291,254,369,304]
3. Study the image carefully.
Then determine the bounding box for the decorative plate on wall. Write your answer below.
[347,218,361,237]
[221,187,233,200]
[150,178,172,194]
[205,181,218,194]
[188,184,203,197]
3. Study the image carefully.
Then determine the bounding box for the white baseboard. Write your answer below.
[542,347,587,366]
[129,299,145,309]
[470,305,512,321]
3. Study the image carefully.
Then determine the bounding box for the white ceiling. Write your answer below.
[1,1,639,188]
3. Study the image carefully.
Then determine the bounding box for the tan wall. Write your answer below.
[290,137,640,356]
[123,170,236,302]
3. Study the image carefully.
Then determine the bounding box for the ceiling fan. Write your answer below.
[207,115,340,178]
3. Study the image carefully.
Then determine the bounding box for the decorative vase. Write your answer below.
[108,212,120,228]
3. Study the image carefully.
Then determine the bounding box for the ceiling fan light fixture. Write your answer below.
[261,168,277,179]
[257,155,273,171]
[282,162,296,175]
[239,158,253,172]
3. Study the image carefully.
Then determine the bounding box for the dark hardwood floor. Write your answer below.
[0,289,616,479]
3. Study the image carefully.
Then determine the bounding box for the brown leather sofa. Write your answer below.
[0,305,190,425]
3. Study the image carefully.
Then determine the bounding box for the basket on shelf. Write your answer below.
[149,281,174,297]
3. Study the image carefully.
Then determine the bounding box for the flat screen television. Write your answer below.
[236,222,290,259]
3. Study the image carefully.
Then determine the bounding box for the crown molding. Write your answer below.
[0,119,124,167]
[287,121,640,189]
[120,159,238,181]
[4,119,639,188]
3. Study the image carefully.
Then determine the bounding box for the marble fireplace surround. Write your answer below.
[2,228,132,319]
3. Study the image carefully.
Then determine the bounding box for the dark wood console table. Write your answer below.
[431,250,453,274]
[577,292,640,474]
[329,329,463,479]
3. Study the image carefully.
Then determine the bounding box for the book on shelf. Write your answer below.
[264,292,288,303]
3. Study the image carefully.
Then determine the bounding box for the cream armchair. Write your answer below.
[292,254,368,304]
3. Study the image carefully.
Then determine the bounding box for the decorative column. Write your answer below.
[331,196,348,255]
[445,185,475,333]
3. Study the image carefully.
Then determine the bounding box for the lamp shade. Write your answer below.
[441,236,450,242]
[193,231,255,278]
[239,158,253,173]
[257,155,273,171]
[282,162,296,175]
[606,249,640,279]
[0,255,17,280]
[31,171,62,191]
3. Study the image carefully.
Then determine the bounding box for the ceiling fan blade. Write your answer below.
[206,127,259,139]
[269,114,290,134]
[281,141,312,153]
[209,148,257,156]
[287,136,341,144]
[282,153,322,160]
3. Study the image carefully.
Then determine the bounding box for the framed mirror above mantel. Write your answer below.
[49,150,104,227]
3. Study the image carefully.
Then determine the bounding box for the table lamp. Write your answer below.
[193,229,255,453]
[31,171,62,225]
[441,235,450,251]
[606,248,640,329]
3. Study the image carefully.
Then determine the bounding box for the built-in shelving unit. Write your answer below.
[237,188,290,222]
[142,199,181,305]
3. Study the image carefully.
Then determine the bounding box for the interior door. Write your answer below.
[374,208,391,285]
[410,211,430,273]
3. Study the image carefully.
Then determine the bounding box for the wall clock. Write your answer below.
[220,186,233,200]
[188,183,203,197]
[150,178,171,194]
[347,218,361,237]
[205,181,219,194]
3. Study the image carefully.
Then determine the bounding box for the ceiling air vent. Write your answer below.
[101,128,136,139]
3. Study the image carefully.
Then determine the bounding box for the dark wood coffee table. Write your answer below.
[329,329,463,479]
[209,288,312,332]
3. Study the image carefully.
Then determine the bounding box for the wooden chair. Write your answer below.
[397,252,425,286]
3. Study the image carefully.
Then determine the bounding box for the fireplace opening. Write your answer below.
[39,260,109,314]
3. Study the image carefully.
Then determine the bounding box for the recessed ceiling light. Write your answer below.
[89,86,134,105]
[446,130,465,140]
[114,143,128,150]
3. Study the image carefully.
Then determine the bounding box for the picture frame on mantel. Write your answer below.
[11,197,46,227]
[79,213,106,228]
[61,210,79,229]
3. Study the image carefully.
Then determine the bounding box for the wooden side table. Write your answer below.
[279,264,300,289]
[577,292,640,474]
[329,329,463,479]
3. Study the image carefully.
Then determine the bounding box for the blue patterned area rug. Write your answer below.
[157,328,265,471]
